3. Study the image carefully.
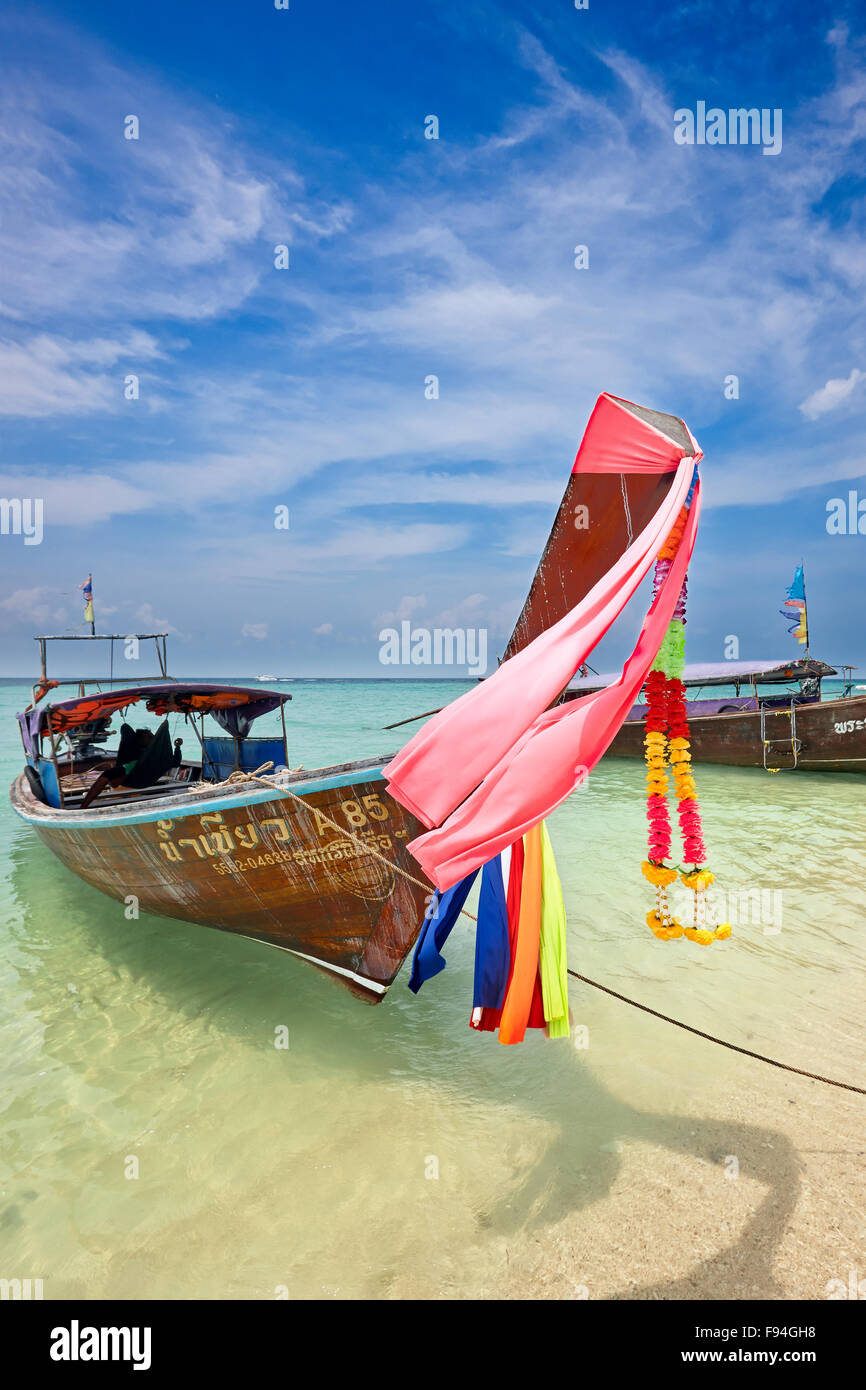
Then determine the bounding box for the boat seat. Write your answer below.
[62,771,200,809]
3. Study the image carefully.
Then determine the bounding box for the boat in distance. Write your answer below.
[563,658,866,773]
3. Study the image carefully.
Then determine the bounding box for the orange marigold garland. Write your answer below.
[640,485,731,945]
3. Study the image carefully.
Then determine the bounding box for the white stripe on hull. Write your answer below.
[238,935,388,995]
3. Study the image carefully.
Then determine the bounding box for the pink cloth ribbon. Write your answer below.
[385,451,698,831]
[407,486,701,889]
[571,392,699,474]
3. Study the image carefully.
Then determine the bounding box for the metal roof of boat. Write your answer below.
[19,682,291,743]
[567,658,836,693]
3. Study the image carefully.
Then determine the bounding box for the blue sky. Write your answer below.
[1,0,864,678]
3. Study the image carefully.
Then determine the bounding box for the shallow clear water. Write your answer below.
[1,678,864,1299]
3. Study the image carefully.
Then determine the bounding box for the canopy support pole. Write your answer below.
[44,710,66,809]
[280,700,289,769]
[185,713,210,781]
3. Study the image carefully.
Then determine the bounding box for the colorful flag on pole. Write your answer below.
[779,565,808,645]
[79,573,94,626]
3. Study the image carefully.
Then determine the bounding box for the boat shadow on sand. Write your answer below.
[7,836,803,1301]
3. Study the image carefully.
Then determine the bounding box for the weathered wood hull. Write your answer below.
[502,470,675,661]
[598,693,866,772]
[9,759,431,1001]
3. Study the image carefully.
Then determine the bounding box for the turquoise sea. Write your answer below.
[1,677,864,1300]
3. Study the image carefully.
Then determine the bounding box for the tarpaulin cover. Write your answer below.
[568,658,829,692]
[18,683,289,756]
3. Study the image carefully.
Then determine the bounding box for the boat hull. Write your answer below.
[600,693,866,772]
[9,760,431,1001]
[502,469,676,661]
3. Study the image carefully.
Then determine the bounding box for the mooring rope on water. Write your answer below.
[562,968,866,1096]
[188,763,866,1096]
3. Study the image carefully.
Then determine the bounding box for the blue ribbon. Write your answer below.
[407,870,479,994]
[472,854,511,1009]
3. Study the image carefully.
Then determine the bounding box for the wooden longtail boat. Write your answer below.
[562,659,866,773]
[10,649,431,1002]
[10,393,860,1009]
[13,394,696,1001]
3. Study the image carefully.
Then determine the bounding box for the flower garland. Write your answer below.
[641,494,732,946]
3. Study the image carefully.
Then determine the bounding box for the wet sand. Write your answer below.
[1,679,864,1300]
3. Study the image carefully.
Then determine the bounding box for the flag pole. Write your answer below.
[80,572,96,635]
[801,559,809,659]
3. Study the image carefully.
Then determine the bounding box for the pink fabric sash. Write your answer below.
[572,393,697,474]
[407,485,701,889]
[385,451,697,830]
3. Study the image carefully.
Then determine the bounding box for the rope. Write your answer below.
[188,764,864,1095]
[564,967,866,1096]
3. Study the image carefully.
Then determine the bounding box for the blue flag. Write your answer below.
[779,565,808,645]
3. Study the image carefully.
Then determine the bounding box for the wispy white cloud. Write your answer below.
[0,471,153,525]
[0,331,166,417]
[0,21,340,332]
[4,15,866,515]
[0,587,67,626]
[134,602,180,635]
[2,12,866,674]
[798,368,865,420]
[255,523,470,573]
[374,594,428,629]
